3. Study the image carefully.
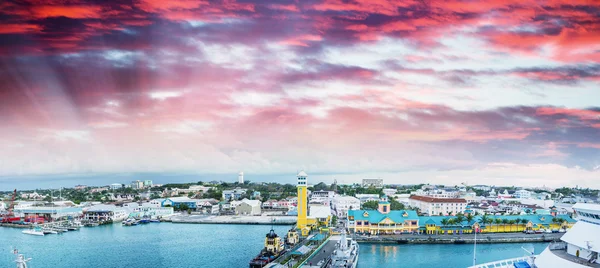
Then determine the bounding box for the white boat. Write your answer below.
[22,227,45,236]
[469,203,600,268]
[42,228,58,234]
[327,233,359,268]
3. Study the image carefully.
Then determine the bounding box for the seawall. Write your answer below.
[355,233,564,244]
[169,215,297,225]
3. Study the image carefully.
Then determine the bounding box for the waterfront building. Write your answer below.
[197,199,220,214]
[143,180,153,188]
[236,198,261,215]
[332,195,361,218]
[13,207,83,221]
[347,200,420,235]
[130,204,173,218]
[222,188,247,201]
[83,205,128,223]
[408,195,467,216]
[362,178,383,188]
[419,214,575,235]
[238,171,244,184]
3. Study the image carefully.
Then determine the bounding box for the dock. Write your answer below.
[170,215,297,225]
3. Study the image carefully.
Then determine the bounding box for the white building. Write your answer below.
[238,171,244,184]
[472,185,491,191]
[310,190,335,205]
[362,178,383,188]
[309,205,332,225]
[332,196,361,218]
[110,183,123,190]
[355,194,380,204]
[382,188,397,196]
[408,195,467,216]
[131,180,144,190]
[514,189,532,199]
[235,199,261,215]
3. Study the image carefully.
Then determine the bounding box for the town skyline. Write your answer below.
[1,0,599,188]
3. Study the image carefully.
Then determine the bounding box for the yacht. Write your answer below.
[469,203,600,268]
[22,226,45,236]
[327,232,359,268]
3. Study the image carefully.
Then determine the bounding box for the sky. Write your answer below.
[0,0,599,189]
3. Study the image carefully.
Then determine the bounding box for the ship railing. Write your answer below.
[549,241,567,250]
[467,256,536,268]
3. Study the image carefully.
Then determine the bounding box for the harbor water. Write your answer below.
[1,223,548,268]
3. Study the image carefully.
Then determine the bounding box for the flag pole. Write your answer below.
[473,226,477,266]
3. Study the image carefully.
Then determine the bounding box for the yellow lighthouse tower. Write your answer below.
[296,170,309,235]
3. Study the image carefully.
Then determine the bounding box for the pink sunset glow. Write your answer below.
[0,0,599,187]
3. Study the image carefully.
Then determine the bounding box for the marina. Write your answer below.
[0,222,553,268]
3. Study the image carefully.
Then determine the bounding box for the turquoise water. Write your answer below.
[358,242,548,268]
[1,223,547,268]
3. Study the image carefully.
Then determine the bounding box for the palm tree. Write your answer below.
[501,219,509,233]
[514,218,522,231]
[466,214,475,232]
[494,218,502,232]
[455,214,465,225]
[521,218,529,231]
[508,220,516,232]
[441,218,449,234]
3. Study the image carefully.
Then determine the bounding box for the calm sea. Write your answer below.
[0,223,547,268]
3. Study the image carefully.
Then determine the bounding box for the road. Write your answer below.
[304,238,338,268]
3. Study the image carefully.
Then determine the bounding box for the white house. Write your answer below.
[514,189,532,199]
[235,199,261,215]
[332,196,360,218]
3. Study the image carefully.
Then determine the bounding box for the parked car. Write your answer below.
[535,230,544,234]
[551,229,559,233]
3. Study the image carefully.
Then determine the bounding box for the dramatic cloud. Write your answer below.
[0,0,599,187]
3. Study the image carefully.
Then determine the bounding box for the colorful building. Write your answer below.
[347,201,576,235]
[347,201,420,235]
[419,214,576,235]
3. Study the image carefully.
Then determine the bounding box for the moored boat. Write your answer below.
[22,226,45,236]
[249,228,286,268]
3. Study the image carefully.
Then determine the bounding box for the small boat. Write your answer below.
[23,226,45,236]
[149,219,160,223]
